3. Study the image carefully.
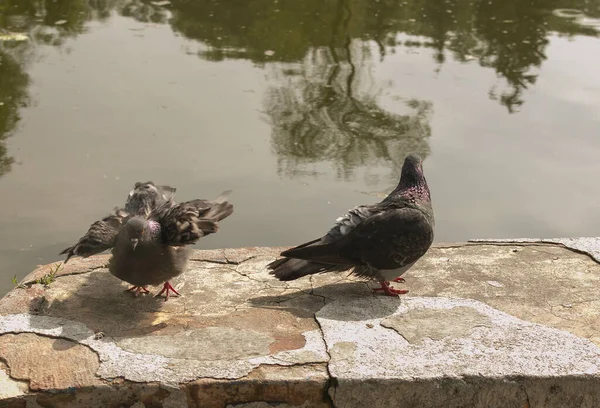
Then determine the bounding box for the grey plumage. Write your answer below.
[108,216,192,299]
[59,207,130,264]
[124,182,176,216]
[60,182,234,300]
[267,153,434,296]
[149,189,234,246]
[60,182,175,263]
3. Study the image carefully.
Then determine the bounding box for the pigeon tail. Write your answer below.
[59,246,76,264]
[280,242,354,266]
[268,257,345,281]
[199,200,234,223]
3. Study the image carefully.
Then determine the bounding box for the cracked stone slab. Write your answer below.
[7,381,190,408]
[226,403,314,408]
[0,362,26,399]
[407,243,600,346]
[0,313,328,384]
[2,244,600,407]
[469,236,600,263]
[20,255,111,285]
[318,297,600,379]
[117,327,275,360]
[317,296,600,407]
[0,332,102,391]
[380,306,493,344]
[187,365,331,408]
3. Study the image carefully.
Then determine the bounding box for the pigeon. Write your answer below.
[60,182,175,263]
[267,154,434,296]
[60,182,234,300]
[107,216,191,300]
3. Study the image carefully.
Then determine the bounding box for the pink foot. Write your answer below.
[372,281,408,296]
[393,277,406,283]
[126,285,150,296]
[155,281,180,302]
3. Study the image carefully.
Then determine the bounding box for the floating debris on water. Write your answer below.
[552,8,584,19]
[151,1,171,6]
[54,20,68,25]
[552,9,600,31]
[577,17,600,29]
[264,50,275,56]
[0,32,29,42]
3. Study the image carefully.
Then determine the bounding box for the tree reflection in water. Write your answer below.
[265,42,431,183]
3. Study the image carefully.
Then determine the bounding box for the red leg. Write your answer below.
[393,277,406,283]
[372,281,408,296]
[125,286,150,296]
[155,281,181,301]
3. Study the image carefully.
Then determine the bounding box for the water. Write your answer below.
[1,0,600,296]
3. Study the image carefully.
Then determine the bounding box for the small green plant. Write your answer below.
[35,263,63,287]
[10,274,25,289]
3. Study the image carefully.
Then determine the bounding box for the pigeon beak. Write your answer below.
[131,238,139,251]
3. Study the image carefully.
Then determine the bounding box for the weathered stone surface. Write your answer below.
[0,241,600,407]
[0,362,26,400]
[318,297,600,380]
[21,255,111,284]
[0,382,187,408]
[330,377,600,408]
[188,365,331,408]
[380,305,493,344]
[471,236,600,263]
[409,243,600,346]
[0,333,102,390]
[117,327,274,360]
[321,295,600,408]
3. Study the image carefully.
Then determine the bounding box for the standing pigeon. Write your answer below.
[60,182,234,300]
[267,154,434,296]
[60,182,176,263]
[109,190,234,300]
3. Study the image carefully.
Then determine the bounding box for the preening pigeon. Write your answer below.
[60,182,234,300]
[267,154,434,296]
[60,182,175,263]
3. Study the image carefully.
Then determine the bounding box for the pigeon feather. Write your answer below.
[150,190,234,246]
[59,208,130,263]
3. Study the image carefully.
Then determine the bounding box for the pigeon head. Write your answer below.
[133,181,158,193]
[395,154,430,201]
[124,217,150,250]
[125,181,175,216]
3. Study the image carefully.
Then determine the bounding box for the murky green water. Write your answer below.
[1,0,600,295]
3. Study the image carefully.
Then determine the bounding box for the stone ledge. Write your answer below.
[1,239,600,407]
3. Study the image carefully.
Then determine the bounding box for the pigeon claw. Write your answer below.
[156,281,181,302]
[125,285,150,296]
[372,281,408,296]
[393,277,406,283]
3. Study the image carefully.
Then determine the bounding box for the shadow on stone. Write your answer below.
[28,269,168,339]
[250,281,402,322]
[332,375,600,407]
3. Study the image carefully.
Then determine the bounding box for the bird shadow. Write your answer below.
[249,280,403,322]
[25,269,171,350]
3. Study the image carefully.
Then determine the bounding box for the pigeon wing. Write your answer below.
[60,208,130,263]
[151,191,234,246]
[337,207,434,269]
[280,207,433,270]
